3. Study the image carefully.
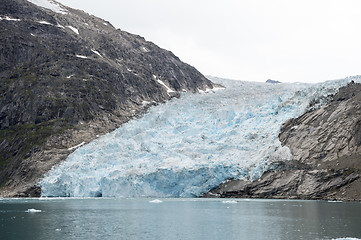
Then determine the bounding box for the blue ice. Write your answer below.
[40,76,361,197]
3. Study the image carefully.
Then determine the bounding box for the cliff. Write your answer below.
[204,82,361,200]
[0,0,214,197]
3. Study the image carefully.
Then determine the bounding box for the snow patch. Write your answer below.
[68,142,86,151]
[27,0,68,14]
[37,20,52,25]
[153,75,175,94]
[141,46,150,52]
[76,55,88,59]
[91,49,102,57]
[0,16,21,21]
[157,80,175,94]
[67,26,79,35]
[25,209,42,213]
[66,75,73,79]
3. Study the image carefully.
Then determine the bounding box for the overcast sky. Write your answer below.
[57,0,361,83]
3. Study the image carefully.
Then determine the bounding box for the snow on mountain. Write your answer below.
[26,0,68,14]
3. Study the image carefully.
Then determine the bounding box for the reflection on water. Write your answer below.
[0,198,360,240]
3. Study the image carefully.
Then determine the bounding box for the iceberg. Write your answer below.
[25,209,42,213]
[222,200,238,204]
[40,76,361,198]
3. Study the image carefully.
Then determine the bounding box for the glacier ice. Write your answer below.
[40,76,361,198]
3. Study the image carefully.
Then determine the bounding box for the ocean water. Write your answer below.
[0,198,361,240]
[40,76,361,198]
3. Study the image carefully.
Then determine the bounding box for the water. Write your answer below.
[0,198,361,240]
[40,76,361,198]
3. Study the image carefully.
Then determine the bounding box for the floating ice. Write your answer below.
[25,209,42,213]
[222,200,237,204]
[333,238,361,240]
[149,199,163,203]
[27,0,68,14]
[40,76,361,198]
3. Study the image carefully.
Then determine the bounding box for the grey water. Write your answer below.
[0,198,360,240]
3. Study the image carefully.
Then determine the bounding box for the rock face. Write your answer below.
[0,0,214,197]
[204,82,361,200]
[266,79,281,84]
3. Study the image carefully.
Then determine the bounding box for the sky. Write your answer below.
[57,0,361,83]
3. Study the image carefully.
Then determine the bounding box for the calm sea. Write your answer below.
[0,198,360,240]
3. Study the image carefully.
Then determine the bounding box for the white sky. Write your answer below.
[57,0,361,83]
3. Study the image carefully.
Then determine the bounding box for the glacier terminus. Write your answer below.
[40,77,361,198]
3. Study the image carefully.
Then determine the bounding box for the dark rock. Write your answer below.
[266,79,281,84]
[0,0,215,197]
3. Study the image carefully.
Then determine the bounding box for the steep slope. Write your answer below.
[0,0,214,197]
[204,81,361,200]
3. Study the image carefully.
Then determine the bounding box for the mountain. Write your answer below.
[0,0,214,197]
[266,79,281,84]
[204,81,361,200]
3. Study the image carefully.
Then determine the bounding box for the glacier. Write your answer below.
[40,76,361,198]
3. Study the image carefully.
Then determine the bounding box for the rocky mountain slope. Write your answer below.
[0,0,214,197]
[204,81,361,200]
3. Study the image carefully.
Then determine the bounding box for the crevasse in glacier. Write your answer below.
[40,76,361,197]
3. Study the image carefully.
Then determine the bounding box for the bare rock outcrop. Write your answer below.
[279,81,361,165]
[204,82,361,200]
